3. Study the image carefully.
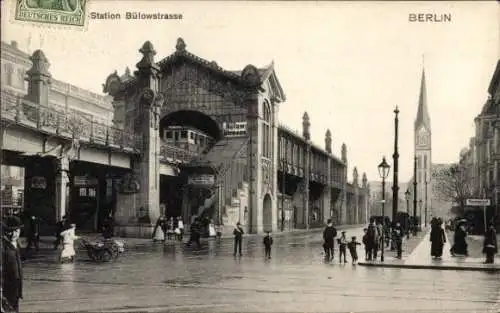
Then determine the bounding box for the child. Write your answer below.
[347,236,362,264]
[60,224,79,263]
[337,231,348,263]
[263,231,273,259]
[362,228,369,261]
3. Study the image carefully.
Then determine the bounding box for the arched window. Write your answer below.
[262,101,272,158]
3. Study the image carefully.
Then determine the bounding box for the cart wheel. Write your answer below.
[100,249,113,262]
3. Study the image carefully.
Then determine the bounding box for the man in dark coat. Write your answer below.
[323,219,337,261]
[366,219,379,261]
[2,216,24,313]
[101,213,114,239]
[233,222,244,257]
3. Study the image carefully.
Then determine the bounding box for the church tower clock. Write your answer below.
[414,67,432,226]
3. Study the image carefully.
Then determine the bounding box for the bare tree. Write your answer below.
[432,164,474,215]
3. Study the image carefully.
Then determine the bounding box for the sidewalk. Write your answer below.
[358,230,500,272]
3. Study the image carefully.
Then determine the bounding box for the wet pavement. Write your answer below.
[20,227,500,313]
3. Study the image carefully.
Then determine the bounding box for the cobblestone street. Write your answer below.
[19,227,500,313]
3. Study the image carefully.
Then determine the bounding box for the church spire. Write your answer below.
[414,63,431,132]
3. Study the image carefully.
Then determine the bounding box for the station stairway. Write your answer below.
[194,136,249,226]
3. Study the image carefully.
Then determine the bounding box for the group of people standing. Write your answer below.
[361,218,404,261]
[152,214,184,242]
[322,219,363,264]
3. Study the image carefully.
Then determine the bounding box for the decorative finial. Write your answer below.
[325,129,332,153]
[353,167,358,184]
[124,67,131,76]
[302,112,310,140]
[176,38,186,52]
[27,49,51,77]
[341,143,347,163]
[362,172,368,187]
[136,41,159,72]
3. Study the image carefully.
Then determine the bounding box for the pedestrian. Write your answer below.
[362,228,370,261]
[338,231,348,263]
[166,217,175,240]
[483,223,498,264]
[208,219,217,238]
[216,223,223,240]
[177,216,184,241]
[322,219,337,261]
[366,219,378,261]
[430,218,446,259]
[152,214,166,242]
[233,222,244,256]
[263,231,273,259]
[392,222,404,259]
[101,213,114,239]
[26,215,40,252]
[347,236,362,264]
[53,215,67,250]
[187,218,201,249]
[1,216,24,313]
[60,224,79,263]
[450,220,468,257]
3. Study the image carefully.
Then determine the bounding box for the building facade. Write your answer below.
[457,59,500,216]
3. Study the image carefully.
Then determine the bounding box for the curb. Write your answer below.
[357,262,500,272]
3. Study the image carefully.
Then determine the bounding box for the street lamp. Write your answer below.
[419,199,423,231]
[404,189,410,238]
[378,156,391,262]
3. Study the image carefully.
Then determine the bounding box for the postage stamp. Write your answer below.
[14,0,87,27]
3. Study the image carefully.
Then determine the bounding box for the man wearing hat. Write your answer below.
[2,216,24,313]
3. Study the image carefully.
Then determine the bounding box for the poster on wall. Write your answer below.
[188,174,215,186]
[31,176,46,189]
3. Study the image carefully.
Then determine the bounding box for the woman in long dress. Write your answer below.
[208,220,217,238]
[430,218,446,259]
[152,215,166,242]
[60,223,79,263]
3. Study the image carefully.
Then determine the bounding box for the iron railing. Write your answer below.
[1,90,142,152]
[1,89,201,164]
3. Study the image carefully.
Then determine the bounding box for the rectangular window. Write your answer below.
[190,132,194,139]
[424,155,427,169]
[79,188,87,197]
[180,131,187,138]
[166,131,172,139]
[88,188,96,197]
[418,172,421,183]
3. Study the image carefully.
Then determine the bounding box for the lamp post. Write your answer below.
[378,156,391,262]
[405,189,410,239]
[392,107,400,223]
[424,172,428,227]
[281,158,286,232]
[419,199,423,231]
[413,156,418,235]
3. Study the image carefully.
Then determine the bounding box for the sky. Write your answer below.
[2,1,499,182]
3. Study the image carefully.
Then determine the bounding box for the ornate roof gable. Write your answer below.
[110,38,279,96]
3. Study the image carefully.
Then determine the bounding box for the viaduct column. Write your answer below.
[302,112,311,229]
[247,92,261,233]
[323,129,332,224]
[114,41,163,237]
